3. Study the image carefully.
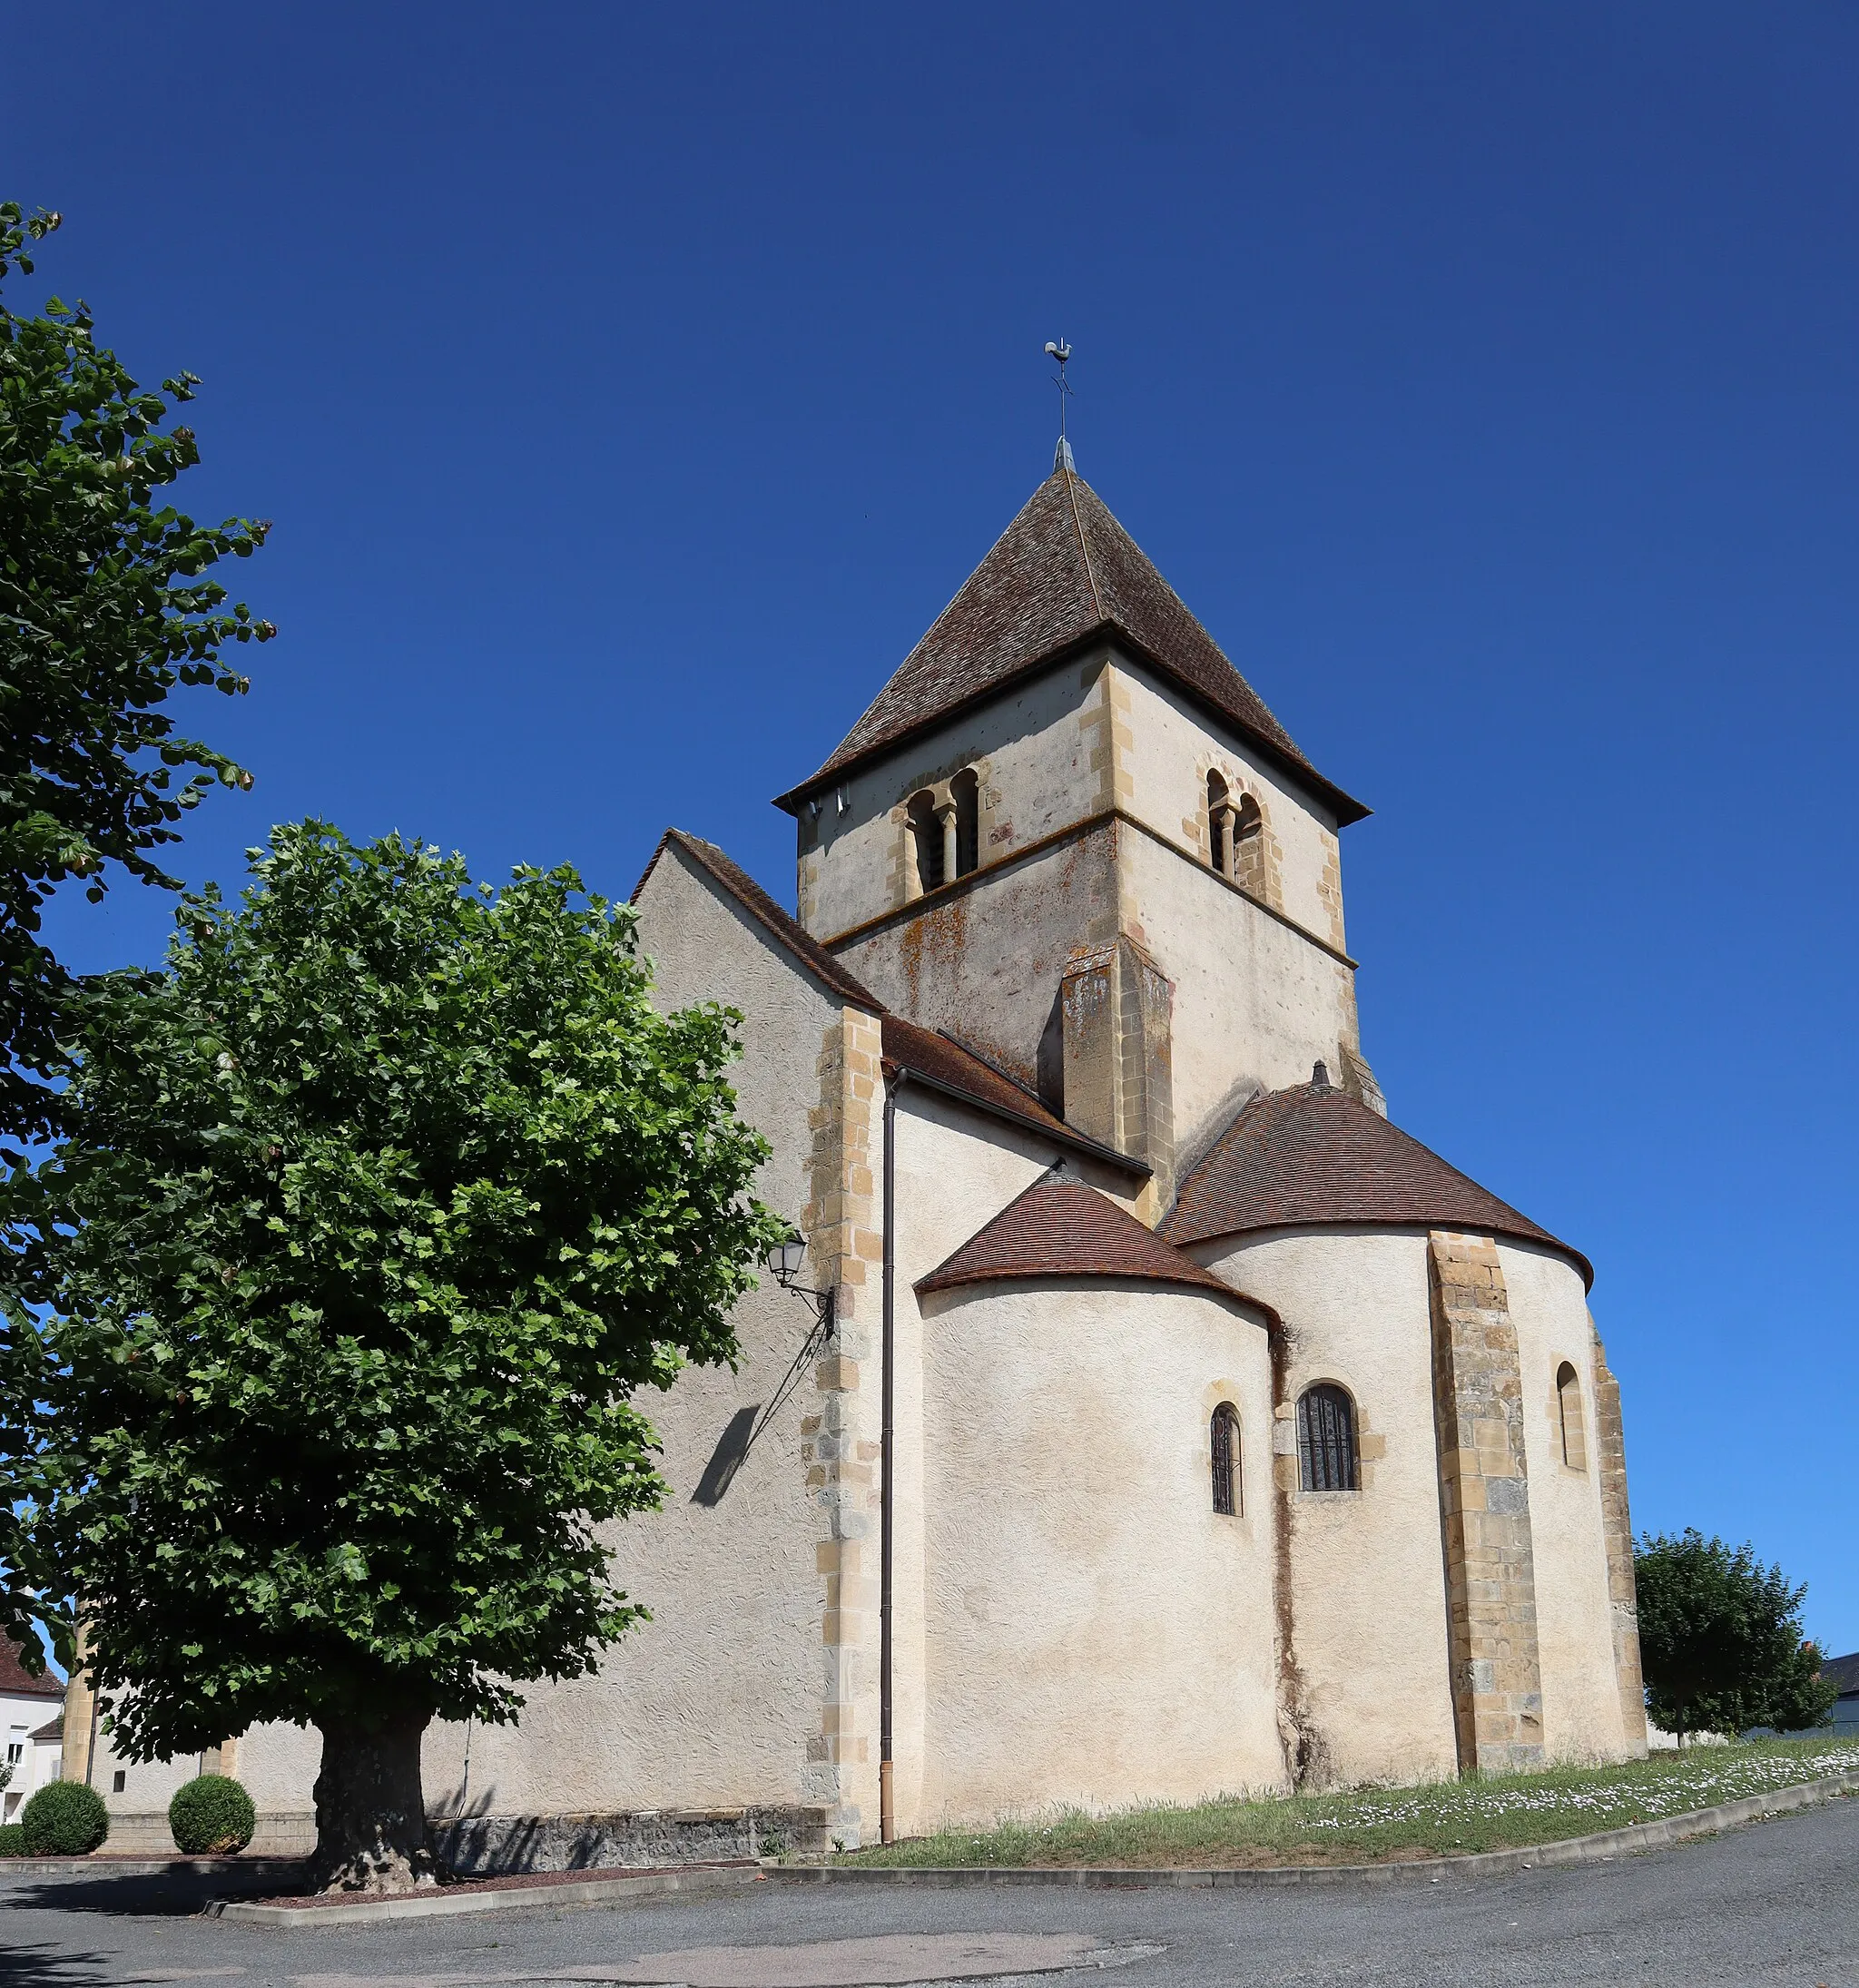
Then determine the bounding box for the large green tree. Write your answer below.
[5,823,784,1891]
[1635,1529,1836,1746]
[1,200,271,1659]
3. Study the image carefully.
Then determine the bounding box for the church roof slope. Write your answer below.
[881,1018,1146,1177]
[775,459,1369,826]
[633,830,1145,1173]
[1161,1078,1593,1288]
[918,1174,1243,1299]
[633,829,882,1009]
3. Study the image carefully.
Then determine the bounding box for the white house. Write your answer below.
[0,1640,64,1822]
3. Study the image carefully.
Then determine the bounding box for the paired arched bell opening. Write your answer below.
[1205,772,1264,895]
[906,770,980,898]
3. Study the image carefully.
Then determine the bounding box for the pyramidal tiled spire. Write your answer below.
[777,453,1364,822]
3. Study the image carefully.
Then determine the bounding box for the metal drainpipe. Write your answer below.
[878,1070,899,1845]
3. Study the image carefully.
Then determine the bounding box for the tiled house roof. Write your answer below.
[1161,1078,1592,1288]
[776,460,1368,826]
[0,1639,63,1701]
[918,1175,1244,1299]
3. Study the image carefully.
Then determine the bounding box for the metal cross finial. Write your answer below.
[1044,338,1074,446]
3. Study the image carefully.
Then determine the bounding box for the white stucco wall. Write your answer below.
[798,658,1103,942]
[452,845,850,1815]
[1500,1242,1632,1763]
[912,1277,1280,1826]
[1110,660,1343,946]
[1196,1227,1461,1787]
[886,1090,1147,1834]
[1120,829,1361,1159]
[834,821,1122,1093]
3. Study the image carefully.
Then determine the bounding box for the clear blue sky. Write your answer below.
[9,6,1856,1657]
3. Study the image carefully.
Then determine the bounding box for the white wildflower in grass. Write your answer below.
[838,1736,1859,1869]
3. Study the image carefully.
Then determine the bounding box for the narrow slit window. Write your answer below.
[1557,1362,1587,1470]
[1296,1384,1358,1491]
[1211,1402,1241,1516]
[1205,771,1231,874]
[1231,792,1264,895]
[906,791,943,895]
[951,769,980,878]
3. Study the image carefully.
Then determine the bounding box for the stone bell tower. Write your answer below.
[775,444,1378,1216]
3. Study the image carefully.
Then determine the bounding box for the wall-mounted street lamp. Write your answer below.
[763,1234,835,1335]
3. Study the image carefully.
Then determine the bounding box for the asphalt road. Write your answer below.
[2,1798,1854,1988]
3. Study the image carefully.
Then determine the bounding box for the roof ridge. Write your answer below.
[634,829,883,1010]
[934,1028,1050,1110]
[1058,457,1104,621]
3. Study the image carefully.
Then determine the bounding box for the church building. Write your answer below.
[91,445,1649,1857]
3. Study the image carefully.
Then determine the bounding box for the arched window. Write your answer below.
[1210,1403,1241,1516]
[951,769,980,879]
[1296,1384,1358,1492]
[1205,771,1231,874]
[1230,792,1264,896]
[906,791,943,896]
[1557,1362,1587,1470]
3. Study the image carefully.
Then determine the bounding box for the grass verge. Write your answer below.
[838,1736,1859,1868]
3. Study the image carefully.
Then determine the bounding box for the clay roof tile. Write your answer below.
[918,1174,1249,1300]
[0,1639,63,1701]
[1161,1080,1592,1287]
[776,462,1367,826]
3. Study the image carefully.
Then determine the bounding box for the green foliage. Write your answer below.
[20,1779,107,1855]
[0,200,274,1152]
[7,822,784,1761]
[169,1773,256,1855]
[1635,1529,1837,1743]
[1,198,271,1657]
[0,1821,25,1856]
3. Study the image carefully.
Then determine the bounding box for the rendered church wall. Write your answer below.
[834,821,1122,1094]
[886,1091,1143,1837]
[912,1278,1280,1825]
[448,849,850,1816]
[797,657,1104,942]
[1119,830,1362,1159]
[1108,660,1345,949]
[1499,1243,1639,1763]
[1195,1227,1461,1788]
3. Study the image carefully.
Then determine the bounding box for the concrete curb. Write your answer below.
[0,1855,307,1882]
[212,1859,763,1927]
[772,1767,1859,1890]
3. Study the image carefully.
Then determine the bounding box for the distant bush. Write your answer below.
[169,1774,256,1855]
[0,1823,25,1856]
[20,1781,109,1855]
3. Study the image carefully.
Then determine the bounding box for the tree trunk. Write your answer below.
[310,1707,446,1893]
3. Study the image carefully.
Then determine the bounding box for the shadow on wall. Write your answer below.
[690,1404,760,1509]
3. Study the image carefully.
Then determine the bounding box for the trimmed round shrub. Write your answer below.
[20,1781,109,1855]
[0,1823,26,1857]
[169,1774,256,1856]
